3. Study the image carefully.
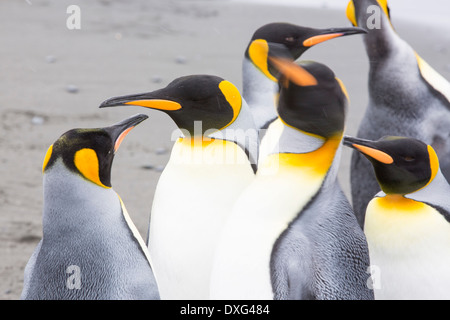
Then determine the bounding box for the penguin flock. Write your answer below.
[21,0,450,300]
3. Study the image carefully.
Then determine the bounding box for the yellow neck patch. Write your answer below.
[248,39,277,82]
[218,80,242,129]
[373,194,426,211]
[365,195,447,248]
[261,134,342,179]
[42,144,53,173]
[74,148,110,188]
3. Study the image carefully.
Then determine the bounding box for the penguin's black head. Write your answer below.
[265,44,348,139]
[246,22,366,81]
[99,75,243,137]
[343,136,440,195]
[42,114,148,188]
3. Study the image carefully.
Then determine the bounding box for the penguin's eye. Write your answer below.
[285,36,295,42]
[403,156,415,162]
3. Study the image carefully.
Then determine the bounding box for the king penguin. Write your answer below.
[210,52,374,300]
[243,22,367,131]
[21,114,160,300]
[99,75,257,300]
[346,0,450,228]
[343,135,450,300]
[243,23,366,165]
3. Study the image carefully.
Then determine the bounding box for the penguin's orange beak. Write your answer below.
[303,33,345,47]
[106,113,149,153]
[99,94,182,111]
[343,136,394,164]
[351,144,394,164]
[303,26,367,47]
[123,99,182,111]
[267,56,318,87]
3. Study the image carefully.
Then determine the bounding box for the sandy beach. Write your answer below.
[1,0,449,300]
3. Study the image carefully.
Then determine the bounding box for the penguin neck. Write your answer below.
[405,169,450,216]
[259,120,343,180]
[170,135,255,171]
[363,16,399,62]
[353,0,400,63]
[42,160,119,237]
[366,29,426,112]
[205,103,259,170]
[242,57,279,130]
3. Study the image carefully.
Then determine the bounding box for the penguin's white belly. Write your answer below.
[210,159,325,300]
[365,196,450,300]
[148,139,255,300]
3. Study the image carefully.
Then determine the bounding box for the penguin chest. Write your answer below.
[365,196,450,299]
[211,155,328,299]
[148,139,255,299]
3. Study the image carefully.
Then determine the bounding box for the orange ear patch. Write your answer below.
[42,144,53,173]
[74,148,110,188]
[248,39,278,82]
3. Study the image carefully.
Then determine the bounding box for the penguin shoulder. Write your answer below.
[415,53,450,104]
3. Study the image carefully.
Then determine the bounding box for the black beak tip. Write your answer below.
[354,27,368,34]
[134,113,149,124]
[340,26,367,36]
[99,97,125,109]
[99,100,111,109]
[111,113,149,133]
[342,135,356,147]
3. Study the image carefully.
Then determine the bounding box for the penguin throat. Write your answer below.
[377,194,425,210]
[260,135,342,178]
[171,137,252,168]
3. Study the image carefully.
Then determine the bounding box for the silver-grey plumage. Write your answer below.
[242,57,279,131]
[21,161,160,300]
[349,0,450,227]
[271,145,374,300]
